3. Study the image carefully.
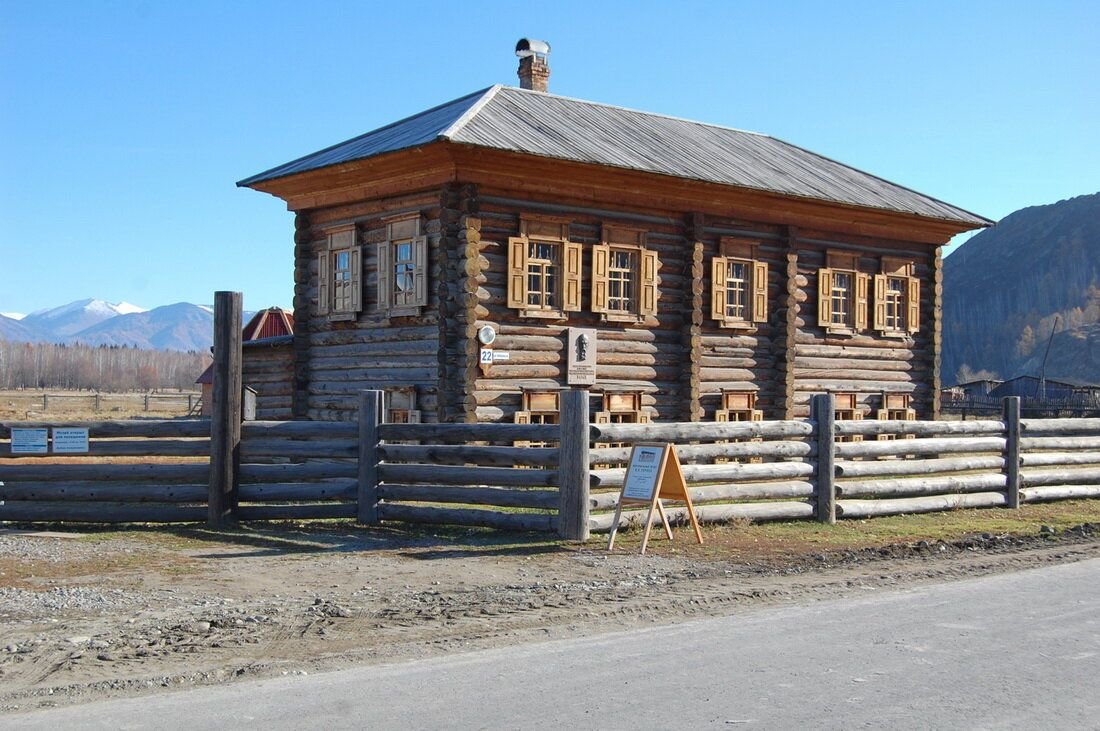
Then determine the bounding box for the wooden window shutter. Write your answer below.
[907,277,921,333]
[751,260,768,323]
[317,252,330,315]
[855,272,870,331]
[376,242,392,312]
[873,274,887,331]
[412,236,428,308]
[639,249,659,316]
[591,244,610,313]
[817,268,833,327]
[507,237,528,310]
[563,241,583,312]
[349,246,363,313]
[711,256,727,321]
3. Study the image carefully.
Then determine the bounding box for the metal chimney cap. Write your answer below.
[515,38,550,59]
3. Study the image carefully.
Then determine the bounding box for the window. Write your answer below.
[514,391,560,449]
[316,226,361,320]
[378,215,428,317]
[385,387,420,423]
[817,252,869,333]
[711,238,768,327]
[873,259,920,335]
[507,217,581,318]
[591,226,658,321]
[594,392,650,424]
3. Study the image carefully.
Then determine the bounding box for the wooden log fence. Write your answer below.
[2,356,1100,537]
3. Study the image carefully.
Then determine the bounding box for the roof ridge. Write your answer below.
[440,85,503,140]
[496,85,771,139]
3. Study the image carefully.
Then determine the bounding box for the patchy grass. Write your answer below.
[603,500,1100,559]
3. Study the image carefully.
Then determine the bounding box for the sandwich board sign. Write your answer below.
[607,442,703,554]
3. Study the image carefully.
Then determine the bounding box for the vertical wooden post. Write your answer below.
[358,390,383,525]
[1003,396,1021,509]
[95,393,101,412]
[812,393,836,524]
[144,393,150,411]
[43,394,48,411]
[208,291,243,527]
[187,394,193,412]
[558,388,591,541]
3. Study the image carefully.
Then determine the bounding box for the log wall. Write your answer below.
[297,191,444,421]
[242,338,294,420]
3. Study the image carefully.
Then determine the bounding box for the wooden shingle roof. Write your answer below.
[239,85,989,226]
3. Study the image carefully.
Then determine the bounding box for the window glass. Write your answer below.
[608,249,636,312]
[526,241,559,309]
[831,271,852,326]
[725,260,747,320]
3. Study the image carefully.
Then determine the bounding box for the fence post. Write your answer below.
[95,393,101,412]
[558,388,591,541]
[208,291,243,527]
[812,393,836,524]
[358,390,383,525]
[43,394,48,411]
[1003,396,1021,509]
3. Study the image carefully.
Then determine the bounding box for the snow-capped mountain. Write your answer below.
[0,312,25,320]
[0,313,41,342]
[22,298,149,340]
[72,303,214,352]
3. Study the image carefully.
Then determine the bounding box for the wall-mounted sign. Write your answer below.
[567,327,597,386]
[492,351,510,361]
[52,428,90,454]
[10,428,48,454]
[479,348,494,364]
[607,442,703,554]
[477,325,497,345]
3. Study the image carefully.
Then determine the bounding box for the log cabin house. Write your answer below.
[237,41,990,426]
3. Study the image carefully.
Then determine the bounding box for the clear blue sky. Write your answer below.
[2,0,1097,316]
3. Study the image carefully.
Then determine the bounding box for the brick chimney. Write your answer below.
[515,38,551,93]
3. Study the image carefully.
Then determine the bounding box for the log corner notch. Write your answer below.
[1003,396,1021,509]
[358,390,383,524]
[811,392,836,524]
[209,291,243,527]
[558,388,591,540]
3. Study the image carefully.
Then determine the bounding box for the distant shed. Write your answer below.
[196,307,294,417]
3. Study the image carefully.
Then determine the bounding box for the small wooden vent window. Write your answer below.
[711,239,768,327]
[714,391,763,422]
[507,217,581,319]
[378,215,427,317]
[317,226,361,321]
[818,252,869,334]
[514,390,561,426]
[592,226,658,322]
[873,258,920,335]
[594,391,650,424]
[384,387,421,423]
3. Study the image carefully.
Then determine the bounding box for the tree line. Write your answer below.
[0,340,210,392]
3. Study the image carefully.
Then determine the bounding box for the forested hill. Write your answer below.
[942,193,1100,385]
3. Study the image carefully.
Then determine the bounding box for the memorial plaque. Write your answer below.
[567,327,597,386]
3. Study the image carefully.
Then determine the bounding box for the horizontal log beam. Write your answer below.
[0,439,209,458]
[0,420,209,439]
[238,461,358,482]
[1019,452,1100,468]
[378,484,558,509]
[240,439,357,459]
[1020,418,1100,435]
[592,460,813,489]
[377,503,556,532]
[833,420,1004,437]
[836,492,1006,518]
[0,463,209,483]
[378,463,558,487]
[1020,436,1100,452]
[591,421,813,442]
[589,439,814,467]
[836,455,1005,478]
[1021,485,1100,502]
[238,481,357,501]
[0,482,206,502]
[589,479,813,510]
[834,436,1006,459]
[378,422,558,443]
[0,502,206,523]
[378,443,560,468]
[236,503,357,521]
[1019,467,1100,488]
[836,473,1006,498]
[241,421,358,439]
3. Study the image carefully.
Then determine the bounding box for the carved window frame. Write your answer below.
[377,214,428,318]
[591,225,658,323]
[316,224,361,322]
[818,251,869,335]
[873,258,920,337]
[711,238,768,328]
[506,216,582,319]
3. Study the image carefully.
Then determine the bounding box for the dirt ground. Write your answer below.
[2,508,1099,715]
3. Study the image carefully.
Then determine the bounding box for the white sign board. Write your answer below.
[622,444,665,501]
[52,428,90,454]
[492,351,510,362]
[480,348,494,364]
[11,428,49,454]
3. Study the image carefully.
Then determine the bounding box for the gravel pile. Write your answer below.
[0,534,137,563]
[0,587,147,616]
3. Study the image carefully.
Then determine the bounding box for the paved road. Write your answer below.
[6,558,1099,730]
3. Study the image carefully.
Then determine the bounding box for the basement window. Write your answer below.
[317,225,361,321]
